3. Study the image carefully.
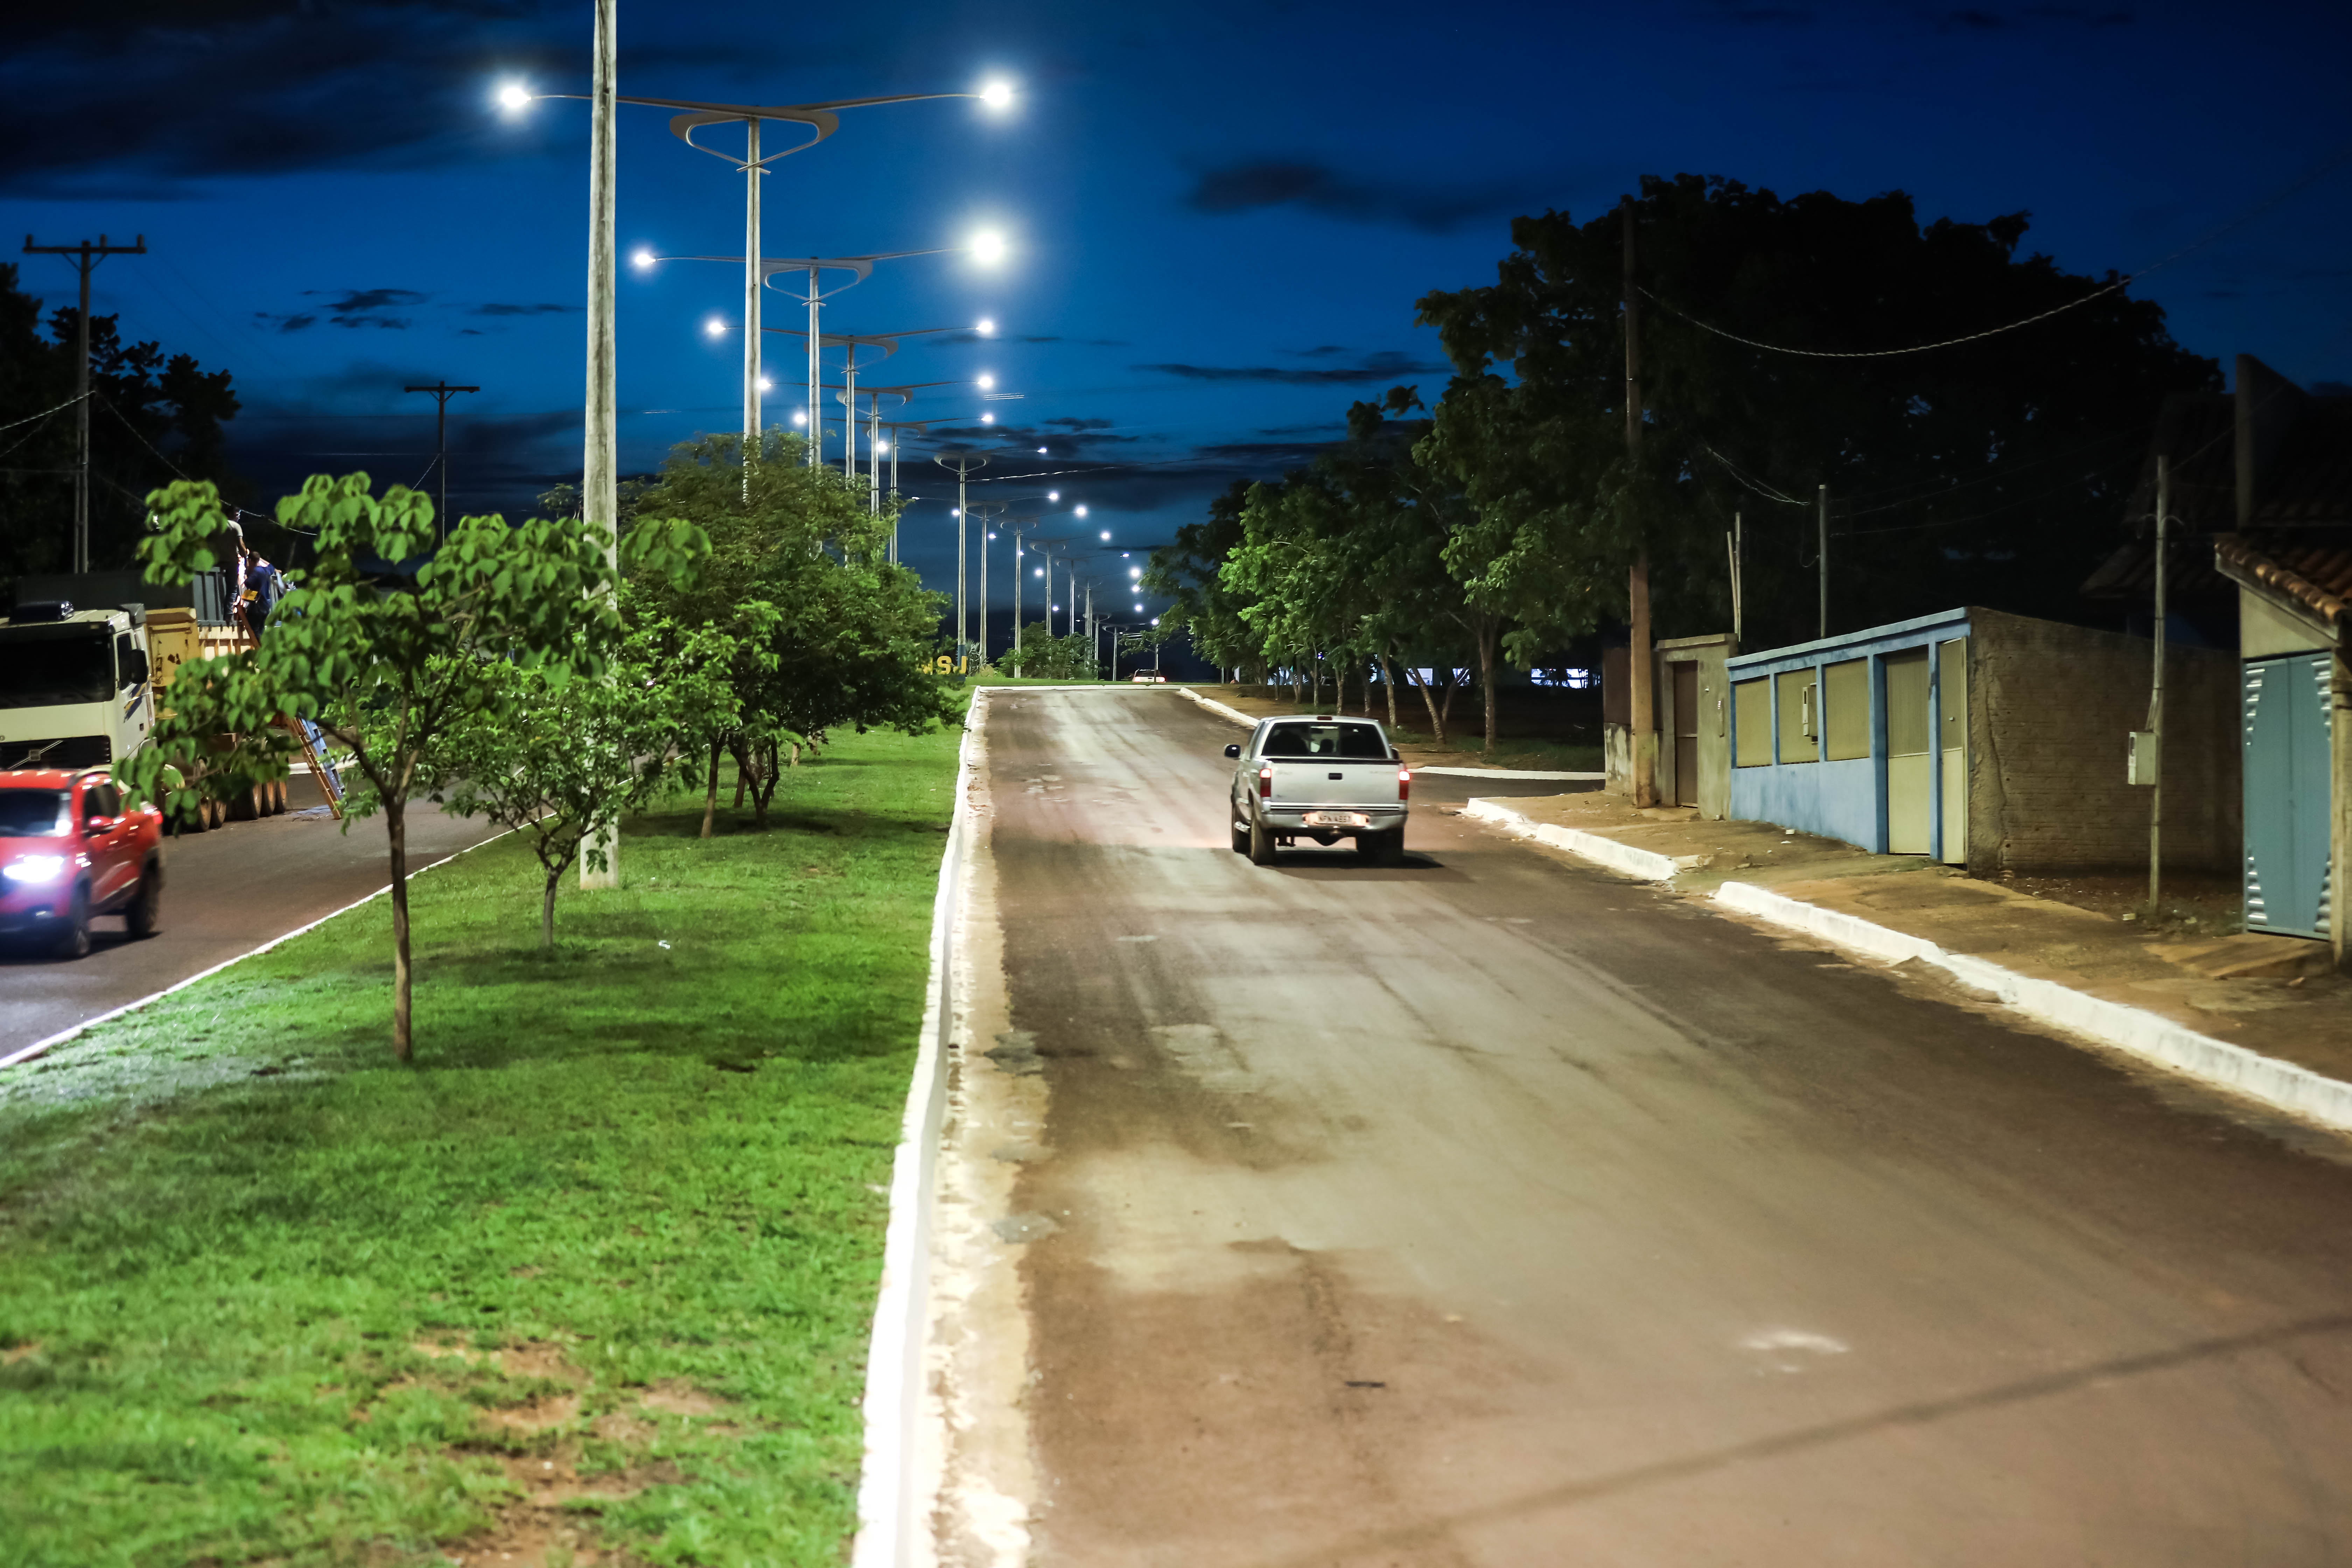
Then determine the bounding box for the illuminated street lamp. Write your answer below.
[501,76,1011,466]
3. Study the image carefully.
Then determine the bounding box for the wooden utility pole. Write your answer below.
[402,382,479,544]
[1623,196,1656,806]
[23,233,146,573]
[1818,484,1829,639]
[2149,454,2168,909]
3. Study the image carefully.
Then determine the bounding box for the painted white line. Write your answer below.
[1175,686,1257,728]
[853,694,985,1568]
[1714,880,2352,1135]
[1461,797,1689,882]
[1419,766,1605,781]
[0,827,512,1073]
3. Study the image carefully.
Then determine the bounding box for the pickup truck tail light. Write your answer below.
[1258,763,1273,799]
[1398,766,1412,802]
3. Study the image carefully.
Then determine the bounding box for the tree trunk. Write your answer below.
[1440,669,1460,734]
[700,737,721,839]
[1405,663,1447,747]
[1378,655,1400,727]
[542,865,559,953]
[1477,625,1500,752]
[386,799,413,1063]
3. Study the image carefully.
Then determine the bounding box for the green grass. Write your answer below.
[0,723,963,1567]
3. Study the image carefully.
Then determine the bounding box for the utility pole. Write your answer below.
[1729,509,1744,648]
[24,233,145,574]
[402,382,479,543]
[934,452,987,663]
[742,117,760,491]
[1621,196,1656,806]
[1818,484,1829,639]
[2149,454,2169,909]
[579,0,620,892]
[1012,527,1023,675]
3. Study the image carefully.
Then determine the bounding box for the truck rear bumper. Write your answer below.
[1260,805,1407,832]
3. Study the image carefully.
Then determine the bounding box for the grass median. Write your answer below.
[0,721,963,1568]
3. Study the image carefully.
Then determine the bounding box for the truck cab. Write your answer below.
[1226,714,1410,865]
[0,601,153,772]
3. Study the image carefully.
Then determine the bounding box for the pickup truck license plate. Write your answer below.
[1303,811,1370,827]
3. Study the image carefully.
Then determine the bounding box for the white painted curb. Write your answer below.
[0,828,510,1073]
[1420,766,1606,781]
[1176,686,1256,728]
[852,692,984,1568]
[1460,797,2352,1137]
[1715,880,2352,1135]
[1462,797,1689,883]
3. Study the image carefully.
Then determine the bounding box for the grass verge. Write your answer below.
[0,722,962,1568]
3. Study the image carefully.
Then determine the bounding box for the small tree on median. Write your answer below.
[119,474,707,1063]
[434,603,766,952]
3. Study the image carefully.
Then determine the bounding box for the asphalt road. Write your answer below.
[981,688,2352,1568]
[0,780,504,1059]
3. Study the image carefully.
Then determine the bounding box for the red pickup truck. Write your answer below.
[0,767,164,958]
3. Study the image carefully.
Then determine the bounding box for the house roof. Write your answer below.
[2215,534,2352,630]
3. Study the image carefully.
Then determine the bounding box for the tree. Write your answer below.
[1416,174,2220,651]
[1143,482,1265,681]
[119,474,707,1062]
[435,603,763,951]
[1004,630,1099,680]
[0,263,247,582]
[623,430,959,829]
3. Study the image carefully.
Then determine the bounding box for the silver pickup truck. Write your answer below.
[1224,715,1409,865]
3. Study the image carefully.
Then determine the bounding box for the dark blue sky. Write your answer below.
[9,0,2349,619]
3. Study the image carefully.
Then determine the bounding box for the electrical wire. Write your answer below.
[0,390,90,436]
[1641,139,2352,361]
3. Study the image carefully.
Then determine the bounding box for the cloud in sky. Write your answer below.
[1183,159,1568,234]
[471,301,582,317]
[1135,351,1442,385]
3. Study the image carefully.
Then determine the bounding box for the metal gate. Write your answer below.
[2243,652,2333,937]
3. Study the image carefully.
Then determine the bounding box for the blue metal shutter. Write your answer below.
[2242,653,2333,937]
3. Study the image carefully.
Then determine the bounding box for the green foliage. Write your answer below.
[435,601,771,950]
[1415,174,2221,647]
[0,727,962,1568]
[624,431,959,827]
[1005,627,1098,680]
[117,473,710,1060]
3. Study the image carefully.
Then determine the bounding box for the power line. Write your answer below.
[0,389,90,437]
[1642,139,2352,361]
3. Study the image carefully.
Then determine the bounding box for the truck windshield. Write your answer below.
[0,627,114,708]
[0,789,71,838]
[1261,722,1391,760]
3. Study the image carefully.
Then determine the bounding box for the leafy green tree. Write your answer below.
[1003,630,1100,680]
[1143,482,1265,682]
[435,604,763,952]
[1416,174,2219,650]
[623,430,958,830]
[119,474,708,1062]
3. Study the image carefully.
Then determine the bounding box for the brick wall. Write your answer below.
[1966,608,2241,874]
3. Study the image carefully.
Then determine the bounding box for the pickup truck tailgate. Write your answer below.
[1269,759,1404,807]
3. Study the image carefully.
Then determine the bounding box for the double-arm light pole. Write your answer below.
[402,381,479,542]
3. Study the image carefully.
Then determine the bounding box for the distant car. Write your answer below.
[1130,671,1167,683]
[1225,715,1408,865]
[0,767,163,958]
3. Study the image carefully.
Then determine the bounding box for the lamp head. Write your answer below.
[969,230,1008,266]
[630,249,655,271]
[1074,504,1088,518]
[1100,529,1111,540]
[979,80,1014,111]
[757,377,772,392]
[792,410,807,426]
[495,82,532,113]
[1048,490,1059,502]
[705,318,727,338]
[976,373,995,391]
[981,412,995,425]
[975,318,996,336]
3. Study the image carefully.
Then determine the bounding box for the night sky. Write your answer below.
[9,0,2349,625]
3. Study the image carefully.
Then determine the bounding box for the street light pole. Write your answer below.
[742,117,760,475]
[934,451,988,661]
[23,232,145,574]
[580,0,620,891]
[402,381,479,543]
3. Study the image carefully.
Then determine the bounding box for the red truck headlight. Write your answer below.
[1398,767,1411,802]
[1258,763,1273,799]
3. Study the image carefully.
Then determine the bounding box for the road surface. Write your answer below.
[967,687,2352,1567]
[0,784,504,1059]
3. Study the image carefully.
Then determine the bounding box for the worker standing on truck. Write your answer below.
[224,520,281,643]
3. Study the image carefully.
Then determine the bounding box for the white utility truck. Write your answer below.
[0,600,156,773]
[1226,714,1410,866]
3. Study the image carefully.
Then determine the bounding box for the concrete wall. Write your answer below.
[1966,608,2240,874]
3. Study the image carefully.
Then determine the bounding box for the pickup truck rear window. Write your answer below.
[1261,722,1391,760]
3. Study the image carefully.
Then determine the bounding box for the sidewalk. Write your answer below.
[1460,786,2352,1132]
